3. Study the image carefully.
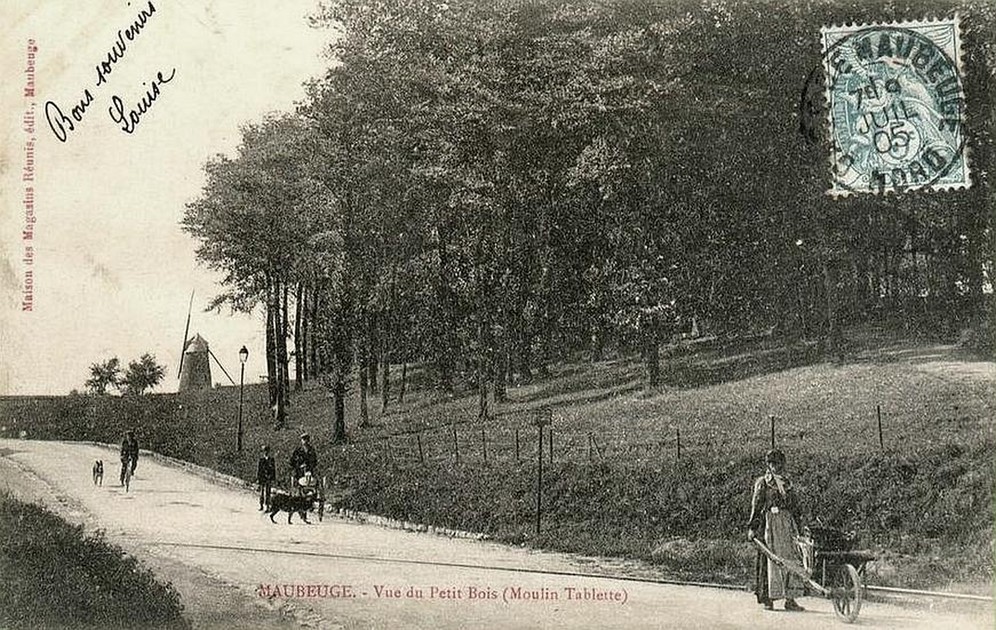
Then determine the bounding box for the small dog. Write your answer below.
[92,460,104,486]
[267,491,323,524]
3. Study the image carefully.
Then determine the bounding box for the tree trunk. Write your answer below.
[399,361,407,404]
[822,256,843,359]
[436,224,455,392]
[357,357,370,427]
[280,283,291,408]
[517,331,533,383]
[381,348,391,413]
[265,276,278,409]
[367,316,379,395]
[331,372,346,443]
[309,287,320,378]
[294,283,304,391]
[494,343,508,403]
[644,337,661,389]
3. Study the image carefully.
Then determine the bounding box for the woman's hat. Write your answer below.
[765,448,786,464]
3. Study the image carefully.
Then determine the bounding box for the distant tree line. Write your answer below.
[182,0,995,441]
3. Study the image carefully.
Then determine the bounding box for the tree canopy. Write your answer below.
[184,0,995,438]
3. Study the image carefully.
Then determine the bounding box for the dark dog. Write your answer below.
[267,492,323,524]
[92,460,104,486]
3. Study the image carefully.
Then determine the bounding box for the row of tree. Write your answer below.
[182,0,995,440]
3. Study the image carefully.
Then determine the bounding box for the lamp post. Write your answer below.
[237,346,248,452]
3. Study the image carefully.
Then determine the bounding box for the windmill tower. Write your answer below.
[178,333,212,391]
[176,292,237,392]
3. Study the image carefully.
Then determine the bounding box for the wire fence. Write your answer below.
[340,400,978,468]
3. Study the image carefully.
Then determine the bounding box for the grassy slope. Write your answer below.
[2,328,992,590]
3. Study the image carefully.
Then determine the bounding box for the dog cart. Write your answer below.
[294,472,325,522]
[753,526,875,623]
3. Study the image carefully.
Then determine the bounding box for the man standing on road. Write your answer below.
[119,430,139,486]
[289,432,318,493]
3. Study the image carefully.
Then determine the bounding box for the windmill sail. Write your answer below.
[177,290,194,379]
[207,347,236,386]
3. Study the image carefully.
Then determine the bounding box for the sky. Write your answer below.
[0,1,331,395]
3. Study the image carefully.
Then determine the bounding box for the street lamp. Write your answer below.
[237,346,248,452]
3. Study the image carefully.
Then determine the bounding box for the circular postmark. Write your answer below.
[810,21,967,196]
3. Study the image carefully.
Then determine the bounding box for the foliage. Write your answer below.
[122,353,167,395]
[84,357,121,396]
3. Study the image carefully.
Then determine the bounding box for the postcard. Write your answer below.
[1,1,992,629]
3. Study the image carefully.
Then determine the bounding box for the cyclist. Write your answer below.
[120,430,139,487]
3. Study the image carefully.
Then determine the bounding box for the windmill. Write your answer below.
[177,291,237,392]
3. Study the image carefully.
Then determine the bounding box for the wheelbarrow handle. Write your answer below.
[752,538,830,597]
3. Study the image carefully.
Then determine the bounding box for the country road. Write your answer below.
[1,439,990,630]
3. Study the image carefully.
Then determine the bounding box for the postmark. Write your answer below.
[820,18,969,196]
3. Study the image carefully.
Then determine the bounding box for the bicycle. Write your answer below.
[121,459,135,492]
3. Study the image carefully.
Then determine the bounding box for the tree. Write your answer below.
[84,358,121,395]
[121,354,167,395]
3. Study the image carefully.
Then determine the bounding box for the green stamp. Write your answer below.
[820,18,968,196]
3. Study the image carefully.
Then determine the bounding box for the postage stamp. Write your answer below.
[820,18,969,196]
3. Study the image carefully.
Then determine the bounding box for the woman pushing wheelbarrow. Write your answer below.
[747,448,871,623]
[747,448,806,612]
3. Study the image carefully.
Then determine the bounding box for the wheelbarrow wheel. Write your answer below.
[831,563,863,623]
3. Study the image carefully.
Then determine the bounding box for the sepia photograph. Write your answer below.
[0,1,993,628]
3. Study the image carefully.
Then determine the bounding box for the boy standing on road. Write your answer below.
[257,445,276,511]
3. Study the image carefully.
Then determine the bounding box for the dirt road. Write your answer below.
[1,439,990,630]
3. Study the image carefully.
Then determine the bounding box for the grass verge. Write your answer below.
[0,492,189,630]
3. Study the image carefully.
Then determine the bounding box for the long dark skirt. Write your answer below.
[754,510,803,602]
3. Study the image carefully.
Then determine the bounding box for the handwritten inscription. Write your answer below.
[44,1,175,142]
[95,1,157,86]
[109,68,176,133]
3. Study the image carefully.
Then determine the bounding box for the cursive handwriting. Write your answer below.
[45,90,95,143]
[95,1,158,86]
[44,0,166,142]
[108,68,176,134]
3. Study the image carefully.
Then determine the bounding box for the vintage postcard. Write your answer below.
[1,1,992,629]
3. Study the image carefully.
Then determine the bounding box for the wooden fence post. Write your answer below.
[877,404,884,450]
[769,415,775,450]
[452,425,459,462]
[534,414,550,535]
[417,432,424,463]
[515,429,520,462]
[482,425,488,463]
[676,426,681,461]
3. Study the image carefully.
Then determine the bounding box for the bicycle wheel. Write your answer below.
[831,564,863,623]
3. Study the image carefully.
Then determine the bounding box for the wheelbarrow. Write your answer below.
[753,526,874,623]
